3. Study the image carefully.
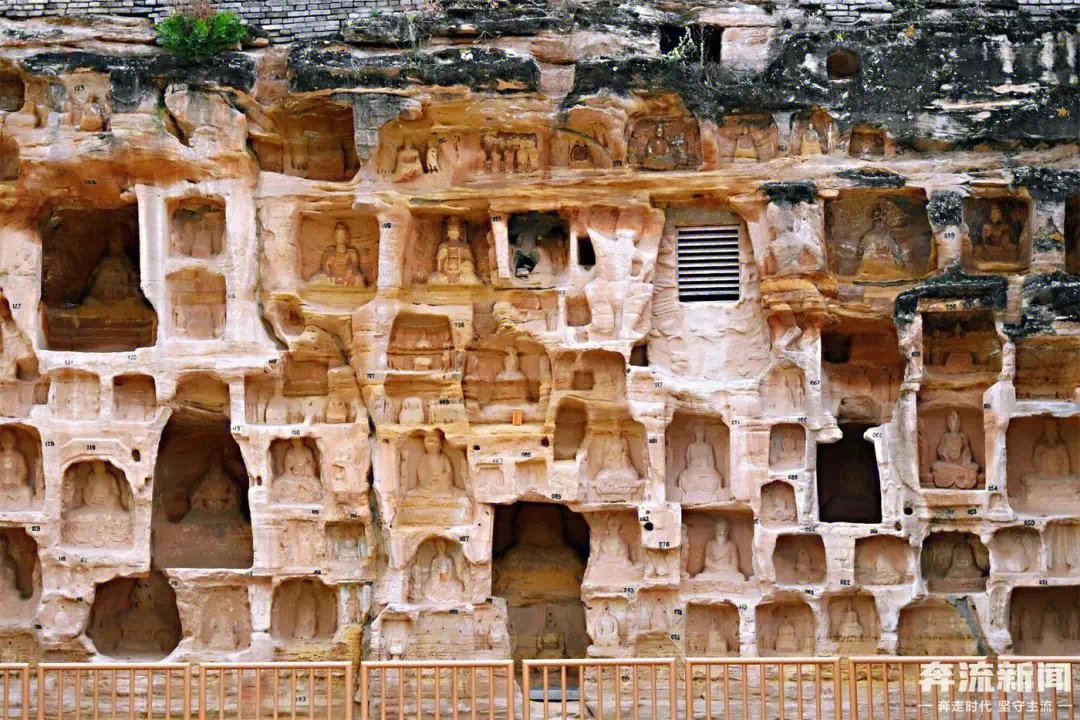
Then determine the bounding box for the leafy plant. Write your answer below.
[155,1,247,62]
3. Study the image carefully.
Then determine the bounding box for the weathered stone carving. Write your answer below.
[62,461,132,548]
[922,532,989,592]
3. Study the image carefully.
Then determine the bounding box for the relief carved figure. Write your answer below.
[835,600,865,640]
[428,217,481,286]
[397,431,471,526]
[581,208,660,339]
[274,438,322,504]
[310,222,365,286]
[626,117,699,171]
[855,201,907,277]
[590,433,643,501]
[677,422,725,501]
[1032,418,1072,478]
[63,461,131,547]
[923,533,989,592]
[0,430,31,509]
[587,516,635,585]
[588,602,622,650]
[114,580,177,654]
[408,538,469,605]
[697,518,747,582]
[929,410,981,490]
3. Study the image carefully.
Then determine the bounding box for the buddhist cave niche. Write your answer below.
[271,519,329,569]
[991,526,1041,575]
[0,424,43,511]
[1010,587,1080,655]
[40,206,157,351]
[296,212,379,292]
[246,365,361,425]
[583,421,647,503]
[326,521,371,570]
[760,480,796,526]
[716,114,779,164]
[773,534,826,585]
[685,603,739,656]
[626,113,700,171]
[854,535,910,585]
[271,578,337,642]
[964,196,1030,271]
[1007,415,1079,515]
[506,211,571,286]
[922,310,1001,380]
[380,374,464,426]
[553,399,587,461]
[394,430,471,527]
[827,593,879,653]
[1047,522,1080,576]
[269,437,322,505]
[921,532,988,593]
[463,340,549,424]
[759,363,805,417]
[0,70,23,113]
[0,528,40,626]
[769,424,806,473]
[88,573,181,659]
[480,130,542,176]
[113,374,156,422]
[61,460,133,549]
[1067,193,1079,276]
[682,510,753,586]
[252,101,358,181]
[405,214,489,289]
[824,191,932,281]
[665,412,729,504]
[897,601,977,655]
[405,536,476,606]
[152,409,252,569]
[551,109,618,170]
[167,269,226,340]
[584,511,642,591]
[195,587,251,651]
[388,313,455,372]
[1015,337,1080,400]
[631,590,681,656]
[585,598,628,657]
[919,405,985,491]
[50,370,100,420]
[493,503,588,660]
[822,325,904,423]
[756,599,814,656]
[847,125,894,157]
[0,133,17,182]
[0,292,35,382]
[62,72,110,132]
[791,109,837,156]
[817,423,881,523]
[170,197,225,258]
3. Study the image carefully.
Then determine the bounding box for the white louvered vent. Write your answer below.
[676,224,741,302]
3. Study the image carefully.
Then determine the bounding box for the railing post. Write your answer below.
[683,660,692,720]
[836,658,844,720]
[847,658,857,720]
[197,665,206,720]
[520,663,529,720]
[36,665,43,720]
[346,663,354,720]
[358,664,367,720]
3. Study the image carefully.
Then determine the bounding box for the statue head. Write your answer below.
[694,421,706,442]
[989,204,1003,223]
[952,541,975,570]
[445,217,464,244]
[946,410,961,433]
[91,459,108,476]
[423,431,442,455]
[870,201,891,228]
[107,226,129,256]
[605,515,621,534]
[714,517,731,539]
[0,429,14,451]
[1042,418,1060,442]
[332,222,351,250]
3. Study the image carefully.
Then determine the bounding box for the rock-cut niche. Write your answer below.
[270,578,337,642]
[0,424,43,511]
[40,206,157,351]
[88,572,182,659]
[152,375,252,569]
[0,528,40,627]
[493,503,589,661]
[816,423,881,523]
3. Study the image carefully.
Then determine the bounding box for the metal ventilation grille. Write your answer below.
[676,224,741,302]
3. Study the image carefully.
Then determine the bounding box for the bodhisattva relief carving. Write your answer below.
[922,532,989,592]
[790,110,836,156]
[169,269,226,339]
[271,437,322,504]
[396,431,471,525]
[965,197,1029,269]
[825,193,933,280]
[0,426,41,510]
[481,133,540,174]
[88,574,182,658]
[1010,587,1080,655]
[62,460,132,548]
[299,215,379,289]
[992,527,1041,574]
[897,603,978,655]
[1008,416,1079,514]
[626,115,700,171]
[41,209,157,351]
[666,414,729,503]
[757,601,814,656]
[716,115,779,163]
[171,200,225,258]
[760,364,806,417]
[854,536,909,585]
[271,579,337,641]
[773,534,827,585]
[429,216,482,286]
[920,408,985,490]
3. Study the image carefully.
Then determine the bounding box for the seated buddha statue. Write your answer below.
[1032,418,1072,478]
[398,432,470,524]
[86,232,139,306]
[587,516,633,584]
[698,518,746,582]
[275,438,321,504]
[66,461,130,547]
[855,201,905,278]
[189,459,242,515]
[536,611,566,659]
[929,411,981,489]
[837,603,864,640]
[0,429,31,509]
[595,434,641,499]
[420,540,466,603]
[677,422,723,501]
[116,580,175,654]
[774,616,800,654]
[0,536,27,610]
[428,217,481,286]
[312,223,365,287]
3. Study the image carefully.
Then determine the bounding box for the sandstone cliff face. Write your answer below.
[0,3,1079,663]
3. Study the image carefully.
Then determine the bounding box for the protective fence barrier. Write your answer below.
[685,657,842,720]
[6,656,1080,720]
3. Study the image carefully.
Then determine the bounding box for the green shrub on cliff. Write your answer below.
[155,2,247,61]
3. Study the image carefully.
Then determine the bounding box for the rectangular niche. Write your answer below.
[682,510,753,585]
[195,587,252,651]
[1010,586,1080,655]
[817,423,881,523]
[918,401,986,491]
[113,374,156,422]
[963,195,1030,272]
[921,532,988,593]
[405,213,491,289]
[0,424,42,511]
[505,211,572,287]
[252,101,358,181]
[821,323,904,424]
[827,593,880,653]
[922,309,1001,381]
[462,341,548,425]
[326,521,370,567]
[1015,337,1080,400]
[40,206,157,351]
[296,213,379,293]
[170,197,225,259]
[1046,522,1080,576]
[769,424,806,473]
[686,603,739,656]
[854,535,910,585]
[665,412,730,504]
[1006,415,1079,515]
[51,370,100,420]
[756,599,814,656]
[773,534,826,585]
[167,269,226,339]
[991,526,1041,574]
[897,602,977,655]
[824,190,933,281]
[388,313,455,372]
